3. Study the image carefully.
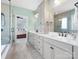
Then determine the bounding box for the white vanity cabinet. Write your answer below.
[53,46,72,59]
[28,32,77,59]
[44,41,54,59]
[34,35,44,55]
[28,33,44,55]
[44,40,72,59]
[73,46,78,59]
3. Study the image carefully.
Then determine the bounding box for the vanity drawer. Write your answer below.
[37,45,43,55]
[45,38,72,54]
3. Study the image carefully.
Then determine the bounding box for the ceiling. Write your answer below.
[1,0,78,14]
[53,0,78,15]
[1,0,43,10]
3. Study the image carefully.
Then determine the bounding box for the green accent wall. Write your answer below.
[2,3,37,32]
[12,5,35,31]
[13,6,33,16]
[13,4,38,31]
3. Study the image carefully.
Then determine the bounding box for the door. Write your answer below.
[44,41,54,59]
[44,41,72,59]
[54,46,72,59]
[15,15,28,44]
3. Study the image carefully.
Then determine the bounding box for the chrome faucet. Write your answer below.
[59,32,67,37]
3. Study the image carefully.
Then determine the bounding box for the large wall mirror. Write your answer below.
[54,9,78,33]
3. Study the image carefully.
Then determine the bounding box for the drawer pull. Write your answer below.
[39,49,40,50]
[50,47,54,50]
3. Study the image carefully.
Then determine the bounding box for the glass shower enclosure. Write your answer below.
[1,0,12,54]
[1,13,10,45]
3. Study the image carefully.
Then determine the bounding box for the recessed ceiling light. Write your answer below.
[54,0,66,7]
[54,0,61,6]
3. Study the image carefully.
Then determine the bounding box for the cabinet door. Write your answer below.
[54,46,72,59]
[73,46,78,59]
[44,41,54,59]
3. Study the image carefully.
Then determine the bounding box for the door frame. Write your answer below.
[14,14,29,44]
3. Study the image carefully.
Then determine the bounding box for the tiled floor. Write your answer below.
[5,43,43,59]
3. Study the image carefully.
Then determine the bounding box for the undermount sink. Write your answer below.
[48,32,75,40]
[48,32,59,36]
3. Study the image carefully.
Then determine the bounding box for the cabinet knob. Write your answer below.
[50,47,54,50]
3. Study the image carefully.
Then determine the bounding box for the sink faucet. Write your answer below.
[59,32,67,37]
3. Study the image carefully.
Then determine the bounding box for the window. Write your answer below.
[61,17,67,29]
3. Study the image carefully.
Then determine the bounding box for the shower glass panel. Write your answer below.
[1,0,12,45]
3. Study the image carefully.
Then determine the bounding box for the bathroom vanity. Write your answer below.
[28,31,78,59]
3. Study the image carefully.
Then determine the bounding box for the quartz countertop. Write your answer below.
[29,31,78,47]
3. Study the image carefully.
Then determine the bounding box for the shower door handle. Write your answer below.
[11,28,14,32]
